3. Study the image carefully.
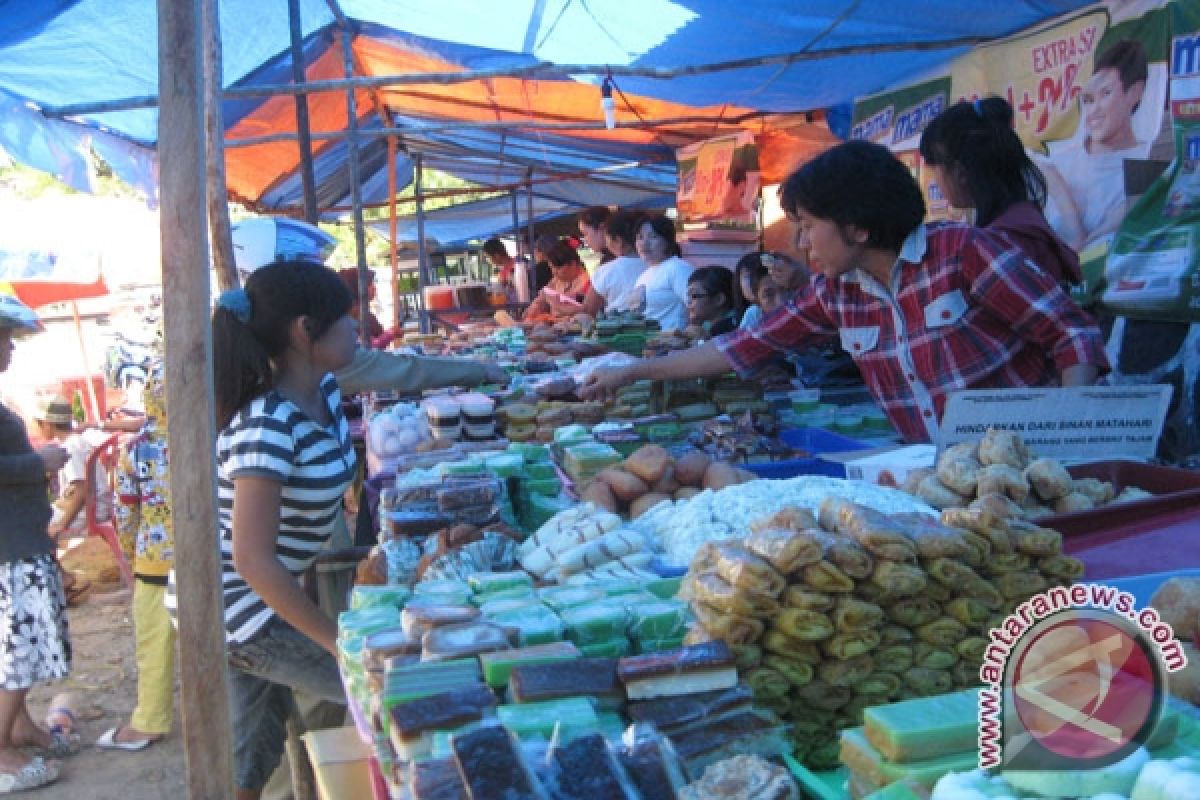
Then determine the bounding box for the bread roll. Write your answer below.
[624,444,672,484]
[1149,577,1200,640]
[673,450,712,486]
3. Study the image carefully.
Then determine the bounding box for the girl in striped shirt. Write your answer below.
[187,260,358,799]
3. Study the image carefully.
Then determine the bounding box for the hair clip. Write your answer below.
[217,288,252,324]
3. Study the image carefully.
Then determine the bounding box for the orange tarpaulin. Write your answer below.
[222,33,838,207]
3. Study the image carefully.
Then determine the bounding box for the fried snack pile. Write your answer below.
[680,498,1083,769]
[902,428,1151,517]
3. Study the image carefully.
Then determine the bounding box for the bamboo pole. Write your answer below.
[157,0,235,796]
[288,0,319,224]
[203,0,238,292]
[42,34,992,116]
[68,301,101,423]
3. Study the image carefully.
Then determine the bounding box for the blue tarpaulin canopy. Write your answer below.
[0,0,1097,217]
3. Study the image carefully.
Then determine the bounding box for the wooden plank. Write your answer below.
[157,1,235,797]
[203,0,238,292]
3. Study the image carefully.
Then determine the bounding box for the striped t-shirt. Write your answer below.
[166,374,356,644]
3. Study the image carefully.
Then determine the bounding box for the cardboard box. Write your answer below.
[303,726,374,800]
[840,444,936,486]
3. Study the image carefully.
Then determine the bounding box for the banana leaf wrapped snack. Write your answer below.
[818,653,875,687]
[822,630,881,660]
[994,570,1048,599]
[913,643,959,670]
[916,617,968,648]
[689,572,780,618]
[855,672,903,698]
[869,560,928,597]
[795,680,852,711]
[945,597,991,629]
[1007,522,1063,556]
[1038,554,1085,582]
[818,498,917,561]
[744,667,791,699]
[880,624,915,644]
[939,508,1013,553]
[762,630,823,664]
[783,587,835,612]
[873,644,915,674]
[707,541,787,598]
[956,637,987,665]
[742,526,824,575]
[762,654,814,687]
[800,561,855,593]
[832,596,884,631]
[887,597,942,627]
[986,553,1031,576]
[773,608,836,642]
[903,666,953,696]
[890,513,973,560]
[823,534,875,580]
[690,603,765,646]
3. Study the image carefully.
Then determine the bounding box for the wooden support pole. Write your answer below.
[414,153,430,335]
[333,27,371,349]
[387,135,400,332]
[157,1,235,797]
[288,0,320,224]
[203,0,238,292]
[525,169,536,300]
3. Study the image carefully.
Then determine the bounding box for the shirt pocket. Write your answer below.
[924,289,968,328]
[839,325,880,355]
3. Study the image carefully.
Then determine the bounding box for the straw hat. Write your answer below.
[35,395,75,427]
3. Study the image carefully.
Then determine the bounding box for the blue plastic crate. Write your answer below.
[743,427,872,480]
[780,426,874,454]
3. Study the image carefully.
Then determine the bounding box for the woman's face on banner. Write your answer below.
[1081,67,1144,148]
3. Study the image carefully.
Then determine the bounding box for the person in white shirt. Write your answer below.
[1041,39,1151,251]
[33,397,111,539]
[582,210,645,316]
[631,214,694,331]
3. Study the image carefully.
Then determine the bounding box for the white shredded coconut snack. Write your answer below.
[632,476,936,567]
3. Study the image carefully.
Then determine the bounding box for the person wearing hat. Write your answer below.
[0,295,77,792]
[34,397,112,548]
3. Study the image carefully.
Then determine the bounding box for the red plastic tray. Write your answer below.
[1049,461,1200,580]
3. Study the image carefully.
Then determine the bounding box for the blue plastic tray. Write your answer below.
[744,427,872,480]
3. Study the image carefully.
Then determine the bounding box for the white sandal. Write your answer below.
[95,727,152,752]
[0,757,59,794]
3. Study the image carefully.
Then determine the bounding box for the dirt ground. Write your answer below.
[28,539,187,800]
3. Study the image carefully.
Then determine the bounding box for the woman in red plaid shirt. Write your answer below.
[581,140,1109,443]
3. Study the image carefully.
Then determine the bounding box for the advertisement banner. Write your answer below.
[675,131,761,230]
[852,0,1200,321]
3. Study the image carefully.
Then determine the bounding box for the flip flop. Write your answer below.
[95,727,152,752]
[0,757,59,794]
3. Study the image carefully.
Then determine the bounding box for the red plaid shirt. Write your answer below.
[715,223,1109,443]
